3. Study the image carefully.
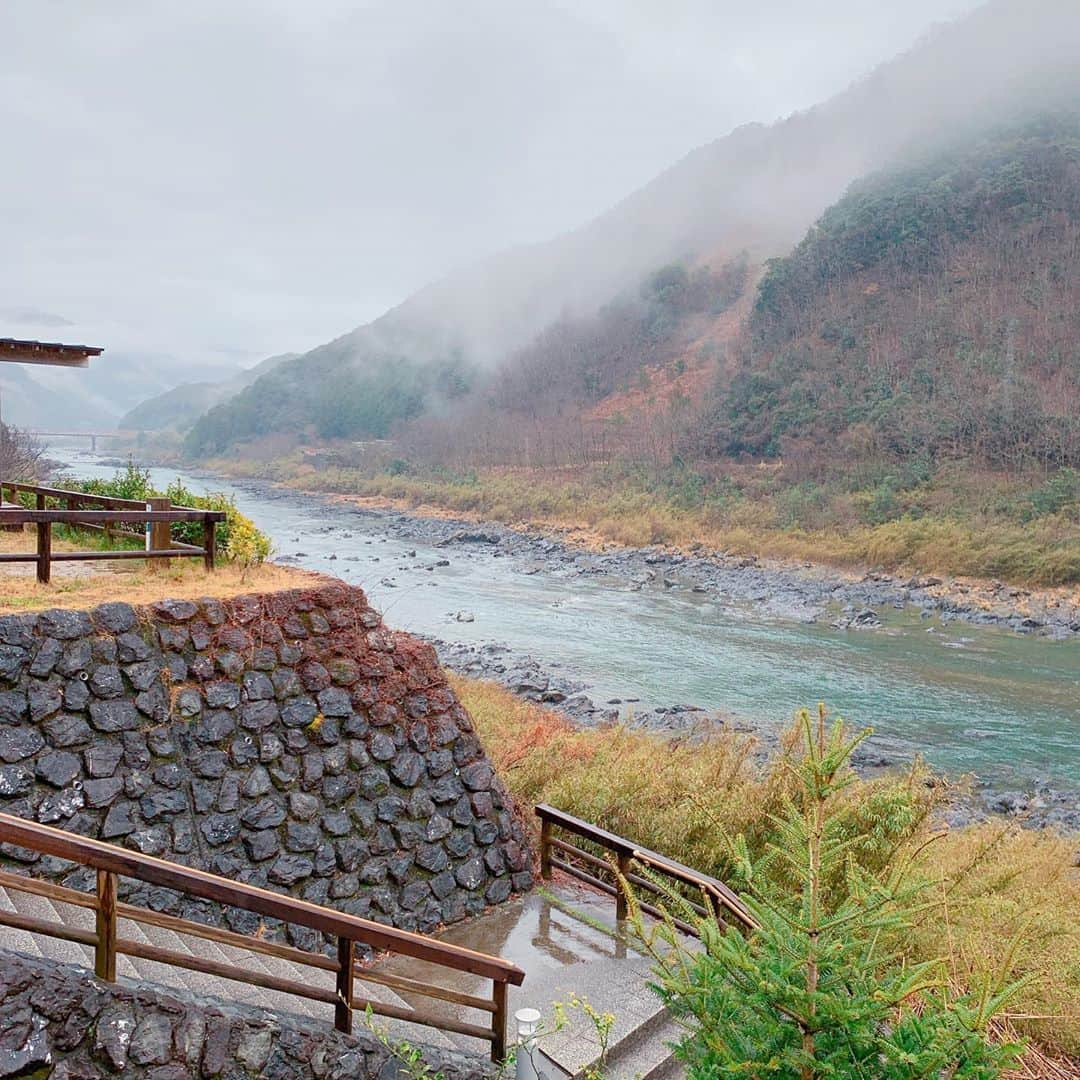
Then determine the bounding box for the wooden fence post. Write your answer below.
[335,937,354,1034]
[95,869,117,981]
[147,497,171,571]
[491,980,508,1063]
[615,852,631,922]
[540,817,552,880]
[202,516,217,571]
[35,492,50,584]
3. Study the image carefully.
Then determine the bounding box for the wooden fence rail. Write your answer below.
[0,481,224,582]
[0,812,525,1061]
[536,804,757,936]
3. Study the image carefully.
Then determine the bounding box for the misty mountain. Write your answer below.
[694,116,1080,471]
[185,0,1080,457]
[119,352,299,434]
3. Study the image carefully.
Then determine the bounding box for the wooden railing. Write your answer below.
[536,804,757,936]
[0,812,525,1061]
[0,481,224,583]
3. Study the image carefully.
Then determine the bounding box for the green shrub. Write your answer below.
[645,708,1024,1080]
[64,463,271,567]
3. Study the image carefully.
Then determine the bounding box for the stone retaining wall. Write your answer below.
[0,950,491,1079]
[0,582,532,942]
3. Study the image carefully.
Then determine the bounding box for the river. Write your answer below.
[49,448,1079,817]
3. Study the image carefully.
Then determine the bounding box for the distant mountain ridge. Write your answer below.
[120,352,298,433]
[183,0,1080,457]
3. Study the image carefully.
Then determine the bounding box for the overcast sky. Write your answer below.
[1,0,980,372]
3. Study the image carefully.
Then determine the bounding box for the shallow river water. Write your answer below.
[52,450,1079,805]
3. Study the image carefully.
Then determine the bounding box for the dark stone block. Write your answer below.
[285,821,320,852]
[429,870,456,900]
[125,660,161,692]
[116,630,153,663]
[450,796,475,828]
[0,689,27,723]
[459,762,493,792]
[321,809,351,836]
[281,697,318,728]
[135,684,170,722]
[240,797,286,830]
[376,796,406,823]
[415,844,449,873]
[158,625,189,652]
[243,671,275,701]
[175,688,202,718]
[200,813,240,847]
[242,766,272,798]
[243,829,280,862]
[62,678,90,711]
[88,660,123,695]
[251,645,278,671]
[390,750,424,788]
[424,814,453,842]
[425,750,454,778]
[28,683,63,723]
[215,649,244,676]
[288,790,320,820]
[28,637,63,677]
[89,699,139,732]
[216,775,240,812]
[43,713,92,748]
[485,877,512,905]
[84,743,123,778]
[83,776,124,808]
[193,710,235,744]
[191,750,229,779]
[0,726,45,763]
[240,700,279,731]
[0,644,28,682]
[335,837,370,873]
[321,774,356,805]
[39,608,93,639]
[0,764,34,797]
[101,800,137,838]
[152,598,198,623]
[269,854,314,885]
[300,662,331,693]
[473,819,499,846]
[205,681,241,709]
[92,601,137,634]
[400,880,432,910]
[445,830,474,859]
[369,733,396,762]
[36,750,82,789]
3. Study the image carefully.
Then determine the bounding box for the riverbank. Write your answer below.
[203,454,1080,589]
[272,485,1080,640]
[43,452,1080,831]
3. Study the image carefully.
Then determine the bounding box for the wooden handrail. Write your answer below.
[0,812,524,1061]
[536,804,757,933]
[0,481,224,582]
[0,509,226,524]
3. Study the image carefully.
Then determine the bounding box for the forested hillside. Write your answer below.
[698,118,1080,473]
[180,0,1080,458]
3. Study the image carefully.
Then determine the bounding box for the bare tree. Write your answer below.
[0,422,45,484]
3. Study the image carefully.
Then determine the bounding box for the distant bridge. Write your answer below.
[30,431,135,452]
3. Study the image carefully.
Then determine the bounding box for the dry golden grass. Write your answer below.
[0,531,320,614]
[453,675,1080,1064]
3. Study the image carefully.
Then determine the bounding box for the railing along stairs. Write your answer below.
[0,812,525,1061]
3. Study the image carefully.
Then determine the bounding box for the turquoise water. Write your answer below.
[51,449,1080,793]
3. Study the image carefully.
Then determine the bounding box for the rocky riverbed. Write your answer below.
[263,489,1080,832]
[266,490,1080,641]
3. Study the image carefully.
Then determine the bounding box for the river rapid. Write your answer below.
[51,449,1080,829]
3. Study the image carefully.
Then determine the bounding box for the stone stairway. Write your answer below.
[0,880,688,1077]
[0,883,466,1055]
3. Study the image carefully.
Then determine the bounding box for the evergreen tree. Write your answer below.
[641,707,1024,1079]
